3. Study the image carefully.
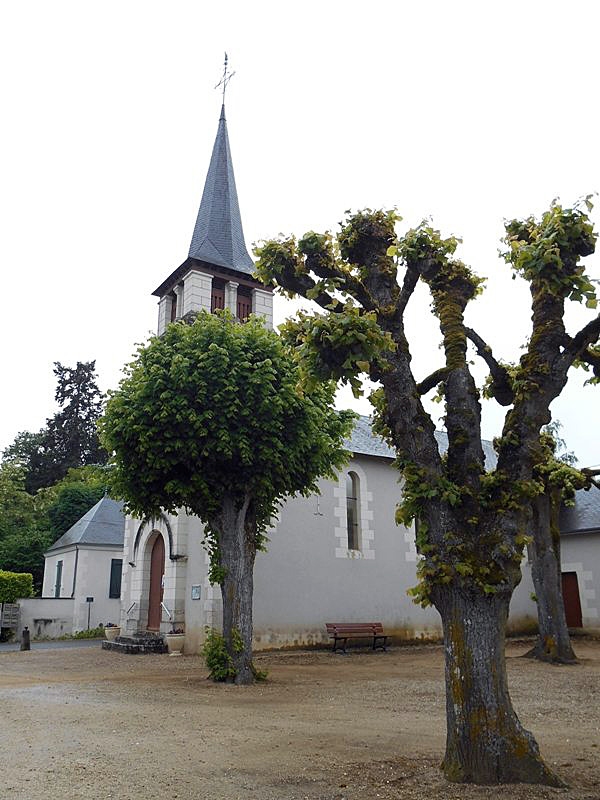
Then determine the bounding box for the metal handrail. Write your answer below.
[161,602,172,620]
[126,601,137,615]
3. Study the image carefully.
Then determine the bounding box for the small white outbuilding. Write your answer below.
[17,496,125,638]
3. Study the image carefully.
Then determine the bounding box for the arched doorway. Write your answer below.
[147,535,165,631]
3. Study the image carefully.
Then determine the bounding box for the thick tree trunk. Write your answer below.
[436,587,563,786]
[216,496,256,685]
[526,493,577,664]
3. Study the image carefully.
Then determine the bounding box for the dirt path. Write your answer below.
[1,639,599,800]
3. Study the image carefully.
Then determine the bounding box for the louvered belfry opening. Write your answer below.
[211,280,226,313]
[237,286,252,321]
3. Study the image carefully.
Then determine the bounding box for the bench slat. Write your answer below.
[325,622,389,653]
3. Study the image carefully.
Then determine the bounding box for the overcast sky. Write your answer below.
[1,1,598,466]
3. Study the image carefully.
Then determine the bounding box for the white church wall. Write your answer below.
[118,452,541,653]
[560,533,600,627]
[251,455,443,650]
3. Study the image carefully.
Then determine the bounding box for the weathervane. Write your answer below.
[215,52,235,103]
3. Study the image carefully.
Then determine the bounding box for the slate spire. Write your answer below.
[188,104,254,275]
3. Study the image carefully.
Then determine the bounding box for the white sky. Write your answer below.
[0,0,598,465]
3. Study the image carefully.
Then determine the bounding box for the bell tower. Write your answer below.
[152,73,273,333]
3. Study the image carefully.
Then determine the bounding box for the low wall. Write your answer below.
[17,597,75,640]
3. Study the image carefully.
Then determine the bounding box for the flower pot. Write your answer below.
[104,626,121,641]
[165,633,185,656]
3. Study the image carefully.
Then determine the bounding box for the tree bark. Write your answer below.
[436,587,563,786]
[216,495,256,685]
[526,493,577,664]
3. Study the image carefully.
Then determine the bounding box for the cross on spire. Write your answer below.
[215,52,235,103]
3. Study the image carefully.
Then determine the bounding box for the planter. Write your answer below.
[165,633,185,656]
[104,626,121,641]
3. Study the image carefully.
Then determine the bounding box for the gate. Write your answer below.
[0,603,20,629]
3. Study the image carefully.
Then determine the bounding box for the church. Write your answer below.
[23,98,600,651]
[113,100,543,654]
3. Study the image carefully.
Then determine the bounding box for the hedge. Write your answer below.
[0,570,34,603]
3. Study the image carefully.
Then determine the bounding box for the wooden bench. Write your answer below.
[325,622,389,653]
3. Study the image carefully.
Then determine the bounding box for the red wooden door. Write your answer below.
[147,536,165,630]
[561,572,583,628]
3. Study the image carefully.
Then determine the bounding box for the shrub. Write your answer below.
[201,627,237,682]
[201,627,268,682]
[0,570,34,603]
[72,626,105,639]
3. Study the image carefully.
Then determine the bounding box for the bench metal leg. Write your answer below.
[373,635,388,651]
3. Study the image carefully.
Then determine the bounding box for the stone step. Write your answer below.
[102,635,167,655]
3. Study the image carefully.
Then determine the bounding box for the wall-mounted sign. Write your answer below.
[191,585,201,600]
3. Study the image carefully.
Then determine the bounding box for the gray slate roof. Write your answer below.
[46,496,125,553]
[560,484,600,535]
[346,415,498,469]
[187,104,254,275]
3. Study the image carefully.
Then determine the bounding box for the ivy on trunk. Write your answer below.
[255,200,599,783]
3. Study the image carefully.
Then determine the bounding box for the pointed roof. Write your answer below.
[187,104,254,275]
[45,496,125,554]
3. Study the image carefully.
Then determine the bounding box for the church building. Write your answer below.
[115,102,541,654]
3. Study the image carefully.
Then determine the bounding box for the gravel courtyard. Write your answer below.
[1,638,599,800]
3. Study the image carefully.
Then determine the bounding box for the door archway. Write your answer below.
[147,535,165,630]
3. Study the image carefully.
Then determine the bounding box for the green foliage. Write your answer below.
[2,361,108,493]
[250,663,269,682]
[502,198,597,306]
[337,208,399,271]
[535,425,588,504]
[280,308,394,397]
[72,626,105,639]
[201,627,237,681]
[0,570,34,603]
[100,311,354,537]
[0,464,52,589]
[46,481,105,539]
[573,344,600,385]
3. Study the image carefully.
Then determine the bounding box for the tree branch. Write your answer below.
[304,254,375,312]
[277,266,345,313]
[465,327,514,406]
[396,265,420,317]
[582,467,600,490]
[417,367,449,396]
[560,312,600,370]
[577,345,600,378]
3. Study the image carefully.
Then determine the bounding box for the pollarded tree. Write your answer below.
[100,311,353,684]
[525,425,589,664]
[255,200,599,785]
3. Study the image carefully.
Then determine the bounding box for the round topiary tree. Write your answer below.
[100,311,354,684]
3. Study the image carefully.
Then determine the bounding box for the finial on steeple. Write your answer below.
[215,52,235,104]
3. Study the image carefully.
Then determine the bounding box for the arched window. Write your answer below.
[346,472,360,550]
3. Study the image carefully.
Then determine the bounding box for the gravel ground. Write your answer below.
[0,638,599,800]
